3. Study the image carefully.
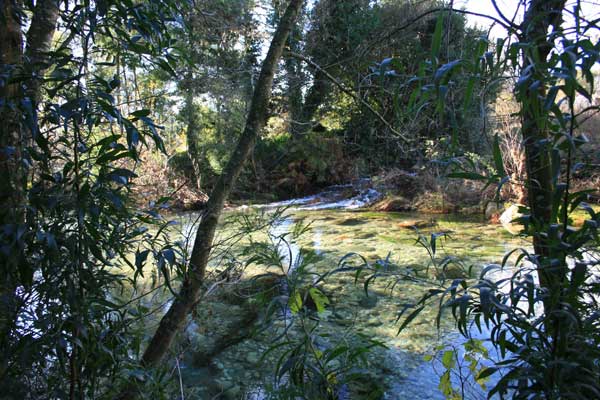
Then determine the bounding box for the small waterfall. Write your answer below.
[258,179,382,211]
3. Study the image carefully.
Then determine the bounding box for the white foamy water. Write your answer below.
[258,180,382,211]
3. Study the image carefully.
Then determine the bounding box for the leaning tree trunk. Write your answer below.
[24,0,60,103]
[518,0,566,289]
[136,0,304,373]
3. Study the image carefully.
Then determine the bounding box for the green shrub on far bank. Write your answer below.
[247,129,356,198]
[181,123,358,202]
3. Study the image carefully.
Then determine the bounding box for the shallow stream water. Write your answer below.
[166,197,529,400]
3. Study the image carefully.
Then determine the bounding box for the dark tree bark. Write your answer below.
[0,0,59,380]
[184,86,203,191]
[518,0,566,288]
[0,0,25,220]
[24,0,59,102]
[291,68,330,136]
[0,2,26,366]
[0,0,59,219]
[137,0,304,372]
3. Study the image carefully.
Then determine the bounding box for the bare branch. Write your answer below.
[288,52,412,145]
[382,7,514,43]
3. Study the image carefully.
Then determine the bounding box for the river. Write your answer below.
[151,187,528,399]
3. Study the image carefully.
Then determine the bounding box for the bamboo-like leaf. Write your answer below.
[431,13,444,61]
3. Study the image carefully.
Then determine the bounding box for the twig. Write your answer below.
[175,357,185,400]
[381,7,513,42]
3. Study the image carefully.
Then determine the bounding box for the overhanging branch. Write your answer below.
[288,52,412,145]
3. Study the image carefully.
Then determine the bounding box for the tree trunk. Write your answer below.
[285,52,305,135]
[184,87,202,191]
[0,0,25,221]
[137,0,304,373]
[519,0,566,288]
[0,1,26,377]
[24,0,59,103]
[292,68,330,137]
[284,17,306,137]
[0,0,59,380]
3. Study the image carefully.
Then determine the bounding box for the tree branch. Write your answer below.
[288,52,412,145]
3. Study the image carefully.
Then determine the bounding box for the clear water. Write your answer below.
[163,204,528,399]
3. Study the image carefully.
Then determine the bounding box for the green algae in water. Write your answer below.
[146,208,529,399]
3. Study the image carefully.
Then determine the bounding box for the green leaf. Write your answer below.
[325,345,350,363]
[397,305,425,334]
[441,350,456,369]
[476,367,498,381]
[288,290,303,314]
[130,109,151,119]
[431,14,444,61]
[438,370,453,397]
[308,287,330,313]
[434,60,462,83]
[462,77,476,110]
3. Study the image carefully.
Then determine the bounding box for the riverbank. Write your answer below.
[132,156,600,224]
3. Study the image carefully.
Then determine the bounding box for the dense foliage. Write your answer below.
[393,1,600,398]
[1,0,599,399]
[0,0,184,396]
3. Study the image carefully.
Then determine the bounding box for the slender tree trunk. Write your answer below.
[519,6,572,391]
[284,17,306,138]
[184,86,202,191]
[24,0,59,103]
[137,0,304,373]
[519,0,566,288]
[286,54,304,135]
[292,68,330,136]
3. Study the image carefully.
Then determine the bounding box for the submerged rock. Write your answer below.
[245,351,261,364]
[435,264,467,280]
[415,192,457,214]
[371,196,413,212]
[224,385,242,400]
[186,274,282,367]
[357,232,377,239]
[397,219,435,229]
[358,294,379,309]
[354,289,381,309]
[338,218,367,226]
[366,317,383,327]
[347,372,386,400]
